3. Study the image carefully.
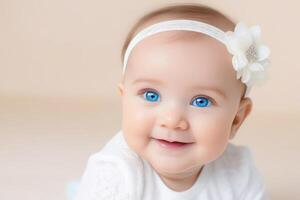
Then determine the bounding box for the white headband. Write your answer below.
[123,19,271,97]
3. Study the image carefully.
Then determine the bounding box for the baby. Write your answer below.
[74,3,270,200]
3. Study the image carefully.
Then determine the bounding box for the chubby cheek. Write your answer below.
[121,97,154,156]
[191,113,233,163]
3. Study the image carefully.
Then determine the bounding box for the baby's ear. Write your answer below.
[118,83,124,97]
[229,97,253,139]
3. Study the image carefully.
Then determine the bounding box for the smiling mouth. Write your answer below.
[153,138,194,149]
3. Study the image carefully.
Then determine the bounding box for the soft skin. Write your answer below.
[118,30,252,192]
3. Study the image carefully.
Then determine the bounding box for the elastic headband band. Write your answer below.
[122,19,271,97]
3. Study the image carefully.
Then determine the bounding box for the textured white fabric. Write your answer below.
[74,130,268,200]
[123,20,226,72]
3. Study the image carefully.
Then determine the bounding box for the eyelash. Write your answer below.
[137,88,215,106]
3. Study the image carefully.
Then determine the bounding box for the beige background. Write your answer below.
[0,0,299,199]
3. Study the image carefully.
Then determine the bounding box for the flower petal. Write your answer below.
[238,33,253,51]
[227,23,270,88]
[232,54,248,71]
[236,69,243,79]
[257,45,270,61]
[250,63,264,72]
[241,69,251,83]
[235,22,248,36]
[234,22,253,49]
[225,34,243,54]
[250,25,261,40]
[260,59,271,68]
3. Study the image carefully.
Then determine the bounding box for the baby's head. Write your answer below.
[117,4,268,185]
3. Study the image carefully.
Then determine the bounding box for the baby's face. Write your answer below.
[118,31,250,177]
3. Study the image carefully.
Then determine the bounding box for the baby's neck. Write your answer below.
[158,166,203,192]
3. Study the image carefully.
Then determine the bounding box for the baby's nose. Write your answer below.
[157,104,189,130]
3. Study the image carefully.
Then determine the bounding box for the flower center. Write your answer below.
[246,44,258,63]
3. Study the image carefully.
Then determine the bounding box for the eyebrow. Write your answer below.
[132,78,226,99]
[132,78,163,85]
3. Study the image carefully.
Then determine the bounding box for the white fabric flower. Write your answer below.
[224,22,271,87]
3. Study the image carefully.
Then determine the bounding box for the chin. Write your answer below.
[150,157,194,175]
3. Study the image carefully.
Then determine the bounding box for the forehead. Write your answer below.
[125,31,240,93]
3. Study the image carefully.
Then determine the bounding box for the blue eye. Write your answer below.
[191,96,211,108]
[143,90,160,102]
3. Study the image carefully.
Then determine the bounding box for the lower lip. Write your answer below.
[154,139,193,149]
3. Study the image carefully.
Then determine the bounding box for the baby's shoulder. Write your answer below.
[99,130,144,167]
[220,143,254,166]
[74,131,145,200]
[214,143,256,178]
[209,143,265,199]
[74,152,132,200]
[90,130,145,182]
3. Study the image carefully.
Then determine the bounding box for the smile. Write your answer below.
[153,138,194,149]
